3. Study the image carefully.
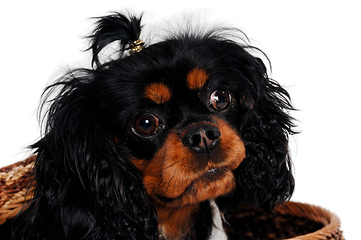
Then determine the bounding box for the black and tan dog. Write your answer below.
[5,12,295,240]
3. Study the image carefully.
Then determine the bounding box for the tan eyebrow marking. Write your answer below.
[186,68,209,90]
[144,82,172,104]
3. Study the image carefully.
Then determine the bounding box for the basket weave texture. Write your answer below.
[225,201,344,240]
[0,156,344,239]
[0,156,35,225]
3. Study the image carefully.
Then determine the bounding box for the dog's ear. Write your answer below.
[240,56,295,210]
[14,70,157,239]
[219,53,295,211]
[88,12,142,67]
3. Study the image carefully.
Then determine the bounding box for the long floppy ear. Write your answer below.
[240,56,295,210]
[14,70,157,240]
[218,53,295,211]
[88,12,142,68]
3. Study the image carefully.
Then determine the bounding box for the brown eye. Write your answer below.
[210,90,231,111]
[133,113,160,136]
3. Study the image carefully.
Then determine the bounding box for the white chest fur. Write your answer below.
[210,201,228,240]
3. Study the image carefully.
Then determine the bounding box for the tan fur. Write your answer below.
[157,204,198,240]
[186,68,209,90]
[144,82,172,104]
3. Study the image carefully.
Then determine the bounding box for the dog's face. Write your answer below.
[126,67,246,207]
[97,35,291,212]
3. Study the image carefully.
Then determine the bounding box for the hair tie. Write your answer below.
[129,39,144,54]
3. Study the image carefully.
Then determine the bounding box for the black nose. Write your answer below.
[182,124,221,153]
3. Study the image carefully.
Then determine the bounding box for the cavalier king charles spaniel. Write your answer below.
[6,12,295,240]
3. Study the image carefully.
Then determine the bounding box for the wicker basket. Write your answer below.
[0,156,344,239]
[0,156,35,225]
[224,202,344,240]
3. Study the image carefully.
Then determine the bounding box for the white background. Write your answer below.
[1,1,360,239]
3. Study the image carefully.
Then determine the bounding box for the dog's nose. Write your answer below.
[182,124,221,153]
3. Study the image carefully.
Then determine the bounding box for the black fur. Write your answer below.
[8,12,295,240]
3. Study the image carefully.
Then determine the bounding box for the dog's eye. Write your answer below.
[133,113,160,136]
[209,90,231,111]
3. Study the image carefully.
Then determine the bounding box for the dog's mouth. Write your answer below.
[154,167,236,206]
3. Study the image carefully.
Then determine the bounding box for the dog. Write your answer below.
[7,12,295,240]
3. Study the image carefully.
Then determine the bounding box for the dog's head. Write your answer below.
[128,67,246,207]
[22,12,295,240]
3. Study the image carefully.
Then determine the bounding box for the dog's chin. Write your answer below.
[153,167,236,207]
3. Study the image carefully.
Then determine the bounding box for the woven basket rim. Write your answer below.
[0,156,35,225]
[274,201,342,240]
